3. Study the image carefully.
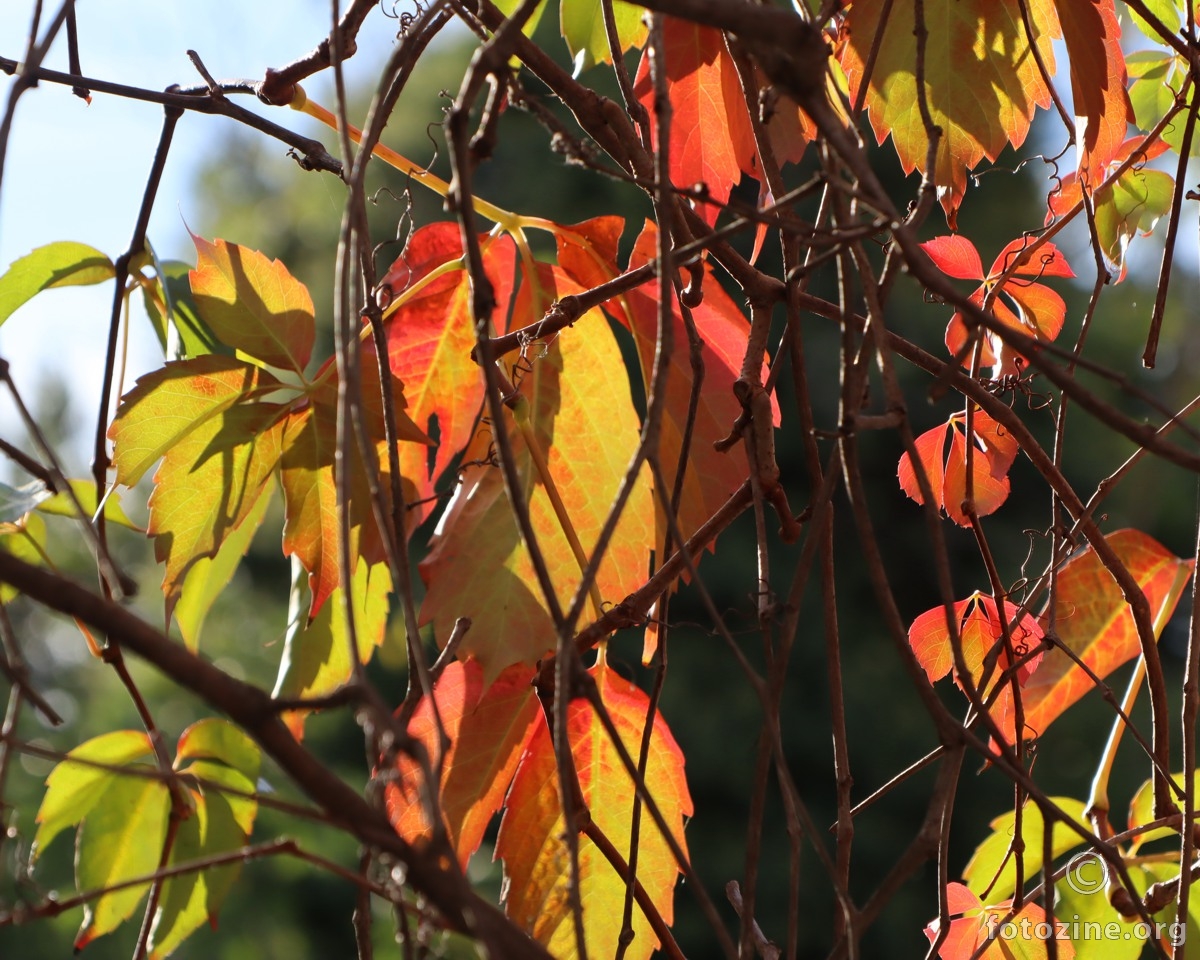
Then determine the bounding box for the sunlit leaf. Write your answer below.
[1127,770,1200,853]
[108,356,287,487]
[0,513,46,603]
[924,881,1075,959]
[36,478,141,530]
[273,556,393,739]
[962,797,1088,901]
[420,263,654,681]
[841,0,1060,225]
[0,241,115,326]
[142,259,228,359]
[1054,859,1150,960]
[32,730,155,859]
[561,0,646,73]
[1021,529,1192,737]
[386,659,539,867]
[495,661,691,960]
[189,234,315,374]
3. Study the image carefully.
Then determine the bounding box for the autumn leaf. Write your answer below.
[495,661,691,960]
[841,0,1060,226]
[962,797,1088,902]
[897,409,1019,525]
[379,223,517,524]
[419,262,654,681]
[1020,529,1192,738]
[189,234,315,374]
[908,593,1044,743]
[1055,0,1132,183]
[924,881,1075,959]
[273,556,393,739]
[386,659,539,867]
[1047,136,1173,279]
[923,235,1074,378]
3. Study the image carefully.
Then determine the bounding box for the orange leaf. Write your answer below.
[908,594,1044,743]
[925,882,1075,959]
[381,224,517,523]
[1022,529,1193,737]
[189,235,314,374]
[386,660,538,867]
[897,410,1018,525]
[495,661,691,960]
[842,0,1060,225]
[419,263,654,681]
[1055,0,1133,182]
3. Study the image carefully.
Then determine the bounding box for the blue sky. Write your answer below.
[0,1,407,471]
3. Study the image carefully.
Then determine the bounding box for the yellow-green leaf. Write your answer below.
[32,729,155,859]
[963,797,1088,903]
[37,478,141,530]
[0,241,115,326]
[142,258,229,359]
[0,513,46,603]
[189,234,315,374]
[561,0,646,73]
[109,355,286,487]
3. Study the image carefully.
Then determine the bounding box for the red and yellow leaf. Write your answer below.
[897,409,1019,525]
[1021,529,1193,737]
[495,661,691,960]
[386,660,539,867]
[925,882,1075,959]
[189,234,315,374]
[380,223,517,523]
[841,0,1060,225]
[419,263,654,681]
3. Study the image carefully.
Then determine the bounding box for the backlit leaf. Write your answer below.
[108,355,286,487]
[495,661,691,960]
[0,513,46,603]
[962,797,1088,901]
[141,259,228,359]
[1128,770,1200,853]
[561,0,646,73]
[386,659,539,867]
[37,478,141,531]
[273,556,393,739]
[148,401,285,604]
[189,234,315,374]
[420,263,654,681]
[1021,529,1192,737]
[74,772,171,949]
[380,223,517,524]
[924,882,1075,959]
[898,409,1019,525]
[32,729,155,859]
[1054,860,1151,960]
[0,241,115,326]
[841,0,1059,225]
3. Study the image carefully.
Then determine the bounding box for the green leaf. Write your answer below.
[36,478,141,530]
[1055,860,1153,959]
[963,797,1089,903]
[109,355,287,487]
[1126,0,1183,42]
[1093,167,1175,270]
[75,773,171,949]
[1128,769,1200,852]
[142,259,229,359]
[174,718,261,781]
[189,234,315,374]
[0,241,115,326]
[273,556,392,739]
[173,480,272,652]
[560,0,645,73]
[32,729,155,859]
[0,513,46,603]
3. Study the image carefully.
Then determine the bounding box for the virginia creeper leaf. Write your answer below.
[108,355,286,487]
[908,593,1044,743]
[420,263,654,681]
[386,659,539,867]
[1054,861,1152,960]
[147,400,285,604]
[495,661,691,960]
[273,556,393,739]
[897,409,1019,525]
[1055,0,1133,182]
[32,729,155,859]
[1128,770,1200,853]
[1021,529,1192,737]
[0,513,46,603]
[142,259,228,359]
[173,477,273,651]
[0,241,115,325]
[36,478,141,530]
[74,773,171,949]
[380,223,517,524]
[561,0,646,73]
[189,234,315,374]
[962,796,1088,901]
[924,882,1075,959]
[841,0,1060,225]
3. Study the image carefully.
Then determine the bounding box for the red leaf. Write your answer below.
[925,882,1075,959]
[386,660,538,868]
[922,236,985,280]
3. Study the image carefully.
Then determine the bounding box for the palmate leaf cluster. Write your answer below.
[2,0,1200,957]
